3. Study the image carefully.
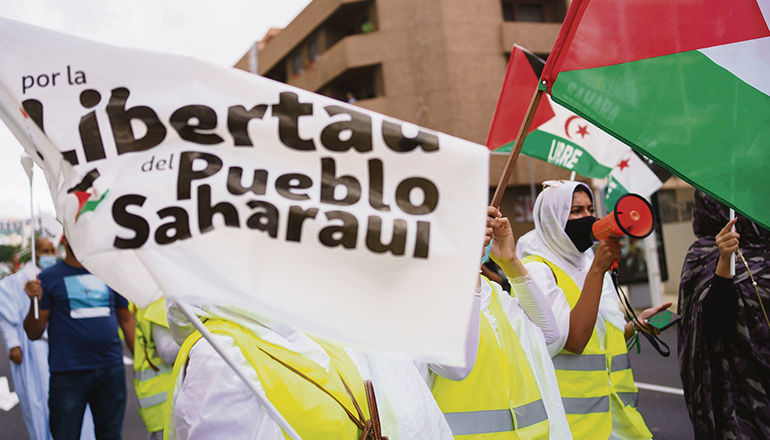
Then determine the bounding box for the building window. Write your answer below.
[308,38,320,62]
[502,1,547,22]
[517,4,545,22]
[319,64,383,103]
[502,2,515,21]
[291,51,304,76]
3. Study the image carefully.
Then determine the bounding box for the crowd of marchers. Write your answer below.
[0,183,768,440]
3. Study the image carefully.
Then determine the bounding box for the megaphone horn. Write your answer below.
[592,193,656,272]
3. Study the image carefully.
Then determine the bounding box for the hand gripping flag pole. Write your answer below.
[490,85,544,207]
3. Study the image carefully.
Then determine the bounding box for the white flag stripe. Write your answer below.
[700,36,770,97]
[536,95,628,170]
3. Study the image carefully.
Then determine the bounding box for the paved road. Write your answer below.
[1,324,694,440]
[0,336,146,440]
[628,326,694,440]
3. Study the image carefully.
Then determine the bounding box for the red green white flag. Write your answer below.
[487,45,670,207]
[487,45,627,178]
[541,0,770,229]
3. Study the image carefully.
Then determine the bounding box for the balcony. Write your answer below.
[286,32,384,93]
[259,0,372,76]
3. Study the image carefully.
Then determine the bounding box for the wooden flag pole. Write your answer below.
[490,86,544,207]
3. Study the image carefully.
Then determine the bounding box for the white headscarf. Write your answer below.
[518,180,594,274]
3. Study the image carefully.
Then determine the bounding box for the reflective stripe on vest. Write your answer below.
[134,364,173,382]
[610,354,631,373]
[133,301,175,434]
[443,398,548,436]
[444,409,513,435]
[513,399,549,429]
[432,281,549,439]
[138,390,167,409]
[617,392,638,408]
[562,396,610,414]
[552,353,605,371]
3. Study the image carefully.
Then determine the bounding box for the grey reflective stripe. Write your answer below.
[562,396,610,414]
[610,354,631,373]
[444,409,513,435]
[617,392,638,408]
[513,399,548,429]
[134,364,173,382]
[553,354,605,371]
[137,391,168,409]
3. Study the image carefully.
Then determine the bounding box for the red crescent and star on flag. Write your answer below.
[564,115,590,140]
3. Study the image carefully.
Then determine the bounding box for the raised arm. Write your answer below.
[488,208,561,349]
[563,238,620,354]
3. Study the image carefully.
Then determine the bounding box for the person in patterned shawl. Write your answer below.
[678,191,770,439]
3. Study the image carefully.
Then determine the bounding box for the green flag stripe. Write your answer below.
[493,130,613,179]
[551,50,770,230]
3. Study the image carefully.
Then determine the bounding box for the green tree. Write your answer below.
[0,245,20,263]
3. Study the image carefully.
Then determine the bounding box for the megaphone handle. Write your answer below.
[610,259,619,276]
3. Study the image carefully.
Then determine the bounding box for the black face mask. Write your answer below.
[565,216,597,253]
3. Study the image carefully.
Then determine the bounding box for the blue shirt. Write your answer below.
[39,261,128,372]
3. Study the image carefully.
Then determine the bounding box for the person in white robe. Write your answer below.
[0,237,95,440]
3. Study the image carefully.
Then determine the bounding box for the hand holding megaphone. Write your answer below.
[591,194,656,273]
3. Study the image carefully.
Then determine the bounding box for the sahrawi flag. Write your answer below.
[487,45,671,208]
[0,18,489,364]
[541,0,770,229]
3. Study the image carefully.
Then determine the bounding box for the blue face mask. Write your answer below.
[38,255,58,270]
[481,238,494,265]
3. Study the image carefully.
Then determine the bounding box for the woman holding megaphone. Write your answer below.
[515,180,669,440]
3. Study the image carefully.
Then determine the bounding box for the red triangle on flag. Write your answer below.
[486,45,555,151]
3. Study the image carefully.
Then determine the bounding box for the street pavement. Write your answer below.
[0,336,146,440]
[1,322,694,440]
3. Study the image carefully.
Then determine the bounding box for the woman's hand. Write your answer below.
[590,236,622,274]
[715,218,739,279]
[484,206,501,249]
[624,302,673,339]
[486,206,528,278]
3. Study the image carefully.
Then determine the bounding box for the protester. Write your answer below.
[427,206,571,439]
[164,301,450,439]
[132,298,179,440]
[24,235,134,440]
[518,180,667,440]
[0,237,57,440]
[678,191,770,439]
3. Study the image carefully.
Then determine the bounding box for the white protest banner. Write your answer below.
[0,18,489,364]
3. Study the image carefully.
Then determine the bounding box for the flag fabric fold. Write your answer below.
[487,45,670,207]
[541,0,770,229]
[0,18,489,364]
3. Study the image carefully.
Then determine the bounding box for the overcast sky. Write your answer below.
[0,0,311,219]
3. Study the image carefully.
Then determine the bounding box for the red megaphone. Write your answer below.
[591,193,656,272]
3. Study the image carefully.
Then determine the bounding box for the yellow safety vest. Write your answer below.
[164,318,370,440]
[133,299,174,433]
[432,279,549,439]
[521,256,651,440]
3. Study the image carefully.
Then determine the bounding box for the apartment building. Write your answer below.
[235,0,577,234]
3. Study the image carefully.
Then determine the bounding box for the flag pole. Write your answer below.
[490,86,544,207]
[21,155,38,319]
[171,299,303,440]
[729,209,736,276]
